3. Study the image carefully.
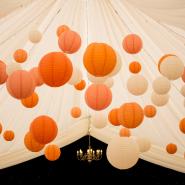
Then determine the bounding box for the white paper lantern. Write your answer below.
[106,136,139,169]
[136,137,151,153]
[159,55,184,80]
[29,30,42,43]
[68,67,82,85]
[91,112,107,129]
[180,85,185,97]
[127,74,148,96]
[104,78,114,88]
[87,73,107,84]
[152,76,171,95]
[151,91,169,106]
[6,63,22,76]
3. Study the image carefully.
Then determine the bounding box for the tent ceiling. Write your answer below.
[0,0,185,173]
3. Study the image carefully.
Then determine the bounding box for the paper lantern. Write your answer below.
[127,75,148,96]
[118,102,144,128]
[68,67,82,85]
[39,52,73,87]
[44,144,61,161]
[57,25,70,37]
[29,30,42,43]
[158,55,184,80]
[29,67,43,86]
[166,143,177,154]
[106,136,139,169]
[108,53,122,77]
[74,80,86,90]
[30,115,58,144]
[179,118,185,134]
[21,92,39,108]
[91,112,107,129]
[108,108,120,126]
[122,34,142,54]
[6,62,22,76]
[6,70,35,99]
[152,76,171,95]
[87,73,107,84]
[151,92,169,107]
[13,49,27,63]
[0,123,2,134]
[83,43,117,77]
[180,85,185,97]
[85,84,112,111]
[119,128,131,137]
[70,107,81,118]
[129,61,141,73]
[58,30,81,54]
[181,67,185,83]
[24,132,44,152]
[144,105,157,118]
[0,60,8,84]
[104,78,114,88]
[136,137,151,153]
[3,130,14,141]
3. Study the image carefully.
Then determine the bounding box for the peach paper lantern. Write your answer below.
[6,70,35,99]
[56,25,70,37]
[29,67,43,86]
[85,84,112,111]
[58,30,81,54]
[122,34,143,54]
[119,127,131,137]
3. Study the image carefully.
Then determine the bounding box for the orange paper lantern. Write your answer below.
[21,92,39,108]
[24,132,45,152]
[166,143,177,154]
[71,107,81,118]
[179,118,185,134]
[122,34,142,54]
[13,49,28,63]
[118,102,144,128]
[0,60,8,84]
[108,108,120,126]
[85,84,112,111]
[74,80,86,91]
[39,52,73,87]
[3,130,15,141]
[44,144,61,161]
[6,70,35,99]
[56,25,70,37]
[144,105,157,118]
[58,30,81,54]
[119,127,131,137]
[129,61,141,73]
[0,123,2,134]
[30,115,58,144]
[83,43,117,77]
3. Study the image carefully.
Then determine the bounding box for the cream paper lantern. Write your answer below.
[180,85,185,97]
[151,91,169,106]
[136,137,151,153]
[91,112,107,129]
[106,136,139,169]
[108,52,122,77]
[6,62,22,76]
[68,67,82,85]
[104,78,114,88]
[152,76,171,95]
[159,55,184,80]
[87,73,107,84]
[29,30,42,43]
[127,74,148,96]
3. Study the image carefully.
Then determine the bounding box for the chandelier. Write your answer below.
[77,124,103,163]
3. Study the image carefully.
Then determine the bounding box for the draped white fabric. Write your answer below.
[0,0,185,172]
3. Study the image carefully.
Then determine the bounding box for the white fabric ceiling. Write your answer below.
[0,0,185,172]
